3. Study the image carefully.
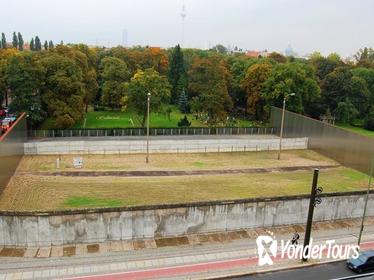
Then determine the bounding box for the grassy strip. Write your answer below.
[0,167,368,211]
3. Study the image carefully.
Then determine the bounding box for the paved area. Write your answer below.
[0,218,374,279]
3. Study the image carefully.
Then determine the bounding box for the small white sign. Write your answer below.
[73,157,83,169]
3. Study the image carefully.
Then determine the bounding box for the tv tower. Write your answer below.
[180,4,186,47]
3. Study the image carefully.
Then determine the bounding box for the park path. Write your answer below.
[17,164,340,177]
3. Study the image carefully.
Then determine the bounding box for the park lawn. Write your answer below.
[71,109,205,128]
[0,167,367,211]
[337,124,374,137]
[41,106,258,129]
[16,150,337,172]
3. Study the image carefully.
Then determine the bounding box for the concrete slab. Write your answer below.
[50,246,63,257]
[63,246,76,257]
[121,241,134,251]
[75,244,87,255]
[36,247,51,258]
[109,241,123,252]
[144,239,157,249]
[87,244,99,254]
[24,247,38,258]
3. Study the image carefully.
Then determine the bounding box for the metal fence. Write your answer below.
[28,127,274,138]
[0,113,27,193]
[270,106,374,175]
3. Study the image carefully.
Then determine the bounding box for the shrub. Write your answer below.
[178,115,191,127]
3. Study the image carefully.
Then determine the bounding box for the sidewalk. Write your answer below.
[0,218,373,280]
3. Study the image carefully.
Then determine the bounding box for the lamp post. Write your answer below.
[146,92,151,163]
[277,92,295,160]
[358,158,374,246]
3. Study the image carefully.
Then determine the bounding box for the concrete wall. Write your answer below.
[0,192,372,246]
[24,136,308,155]
[0,113,27,193]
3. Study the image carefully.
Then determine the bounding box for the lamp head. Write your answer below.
[147,92,151,97]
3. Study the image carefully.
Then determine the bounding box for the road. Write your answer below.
[231,261,359,280]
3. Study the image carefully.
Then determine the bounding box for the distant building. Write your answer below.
[285,44,297,57]
[245,49,269,58]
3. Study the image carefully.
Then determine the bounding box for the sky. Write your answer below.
[1,0,373,57]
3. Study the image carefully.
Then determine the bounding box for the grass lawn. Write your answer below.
[0,167,368,211]
[337,124,374,137]
[17,150,337,172]
[40,106,258,129]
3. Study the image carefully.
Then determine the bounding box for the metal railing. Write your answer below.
[28,127,274,138]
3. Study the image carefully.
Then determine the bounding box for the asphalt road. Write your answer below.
[230,261,368,280]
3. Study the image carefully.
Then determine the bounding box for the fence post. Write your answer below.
[244,145,246,152]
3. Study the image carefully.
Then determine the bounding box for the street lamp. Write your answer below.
[146,92,151,163]
[358,159,374,246]
[277,92,295,160]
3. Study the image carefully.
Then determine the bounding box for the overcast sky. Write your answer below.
[2,0,373,57]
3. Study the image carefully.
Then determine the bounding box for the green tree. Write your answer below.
[99,56,130,109]
[48,40,54,49]
[168,44,187,103]
[334,98,358,124]
[12,32,18,49]
[268,52,287,63]
[124,68,171,127]
[178,88,189,113]
[241,62,272,120]
[322,67,369,118]
[39,52,86,128]
[178,115,191,127]
[30,38,35,51]
[1,33,6,49]
[17,32,24,51]
[5,53,45,125]
[188,56,233,125]
[262,62,320,114]
[44,40,48,50]
[35,36,42,51]
[211,44,228,54]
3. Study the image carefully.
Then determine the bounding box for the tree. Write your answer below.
[334,98,358,124]
[35,36,42,51]
[178,88,189,113]
[1,33,6,49]
[178,115,191,127]
[12,32,18,49]
[124,68,171,127]
[30,38,35,51]
[44,40,48,50]
[241,62,272,120]
[268,52,287,63]
[262,62,320,114]
[211,44,228,54]
[310,53,343,81]
[168,44,187,103]
[17,32,24,51]
[39,52,86,128]
[99,56,130,109]
[188,56,233,125]
[48,40,54,49]
[5,53,45,125]
[351,67,374,108]
[322,67,369,118]
[355,47,374,67]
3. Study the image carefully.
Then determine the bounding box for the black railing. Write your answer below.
[28,127,275,138]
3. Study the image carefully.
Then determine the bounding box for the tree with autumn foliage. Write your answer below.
[123,68,171,127]
[241,62,272,120]
[188,56,233,125]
